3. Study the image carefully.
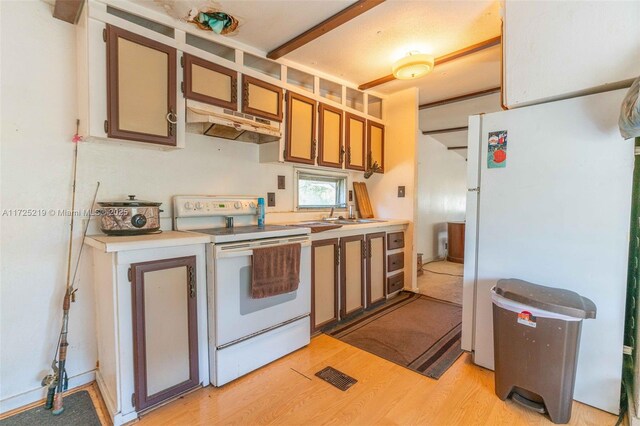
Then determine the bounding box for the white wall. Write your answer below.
[504,0,640,108]
[416,136,467,262]
[0,1,415,411]
[367,87,419,290]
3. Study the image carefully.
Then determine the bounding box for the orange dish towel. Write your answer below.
[251,243,301,299]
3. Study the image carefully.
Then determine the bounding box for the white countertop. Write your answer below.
[280,219,410,240]
[85,231,211,253]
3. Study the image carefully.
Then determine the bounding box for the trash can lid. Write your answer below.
[495,279,597,319]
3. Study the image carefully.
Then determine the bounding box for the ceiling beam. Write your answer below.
[422,126,468,136]
[419,87,501,110]
[358,36,501,90]
[53,0,85,24]
[267,0,386,60]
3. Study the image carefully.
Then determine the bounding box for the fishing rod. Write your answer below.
[42,121,100,415]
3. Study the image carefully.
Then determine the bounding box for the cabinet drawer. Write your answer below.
[387,272,404,294]
[387,252,404,272]
[387,232,405,250]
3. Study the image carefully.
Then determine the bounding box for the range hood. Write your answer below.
[186,100,281,144]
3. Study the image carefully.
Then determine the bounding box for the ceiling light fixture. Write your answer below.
[391,51,435,80]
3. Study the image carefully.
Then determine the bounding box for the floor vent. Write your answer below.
[315,367,357,391]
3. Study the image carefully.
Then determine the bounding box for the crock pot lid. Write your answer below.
[97,195,162,207]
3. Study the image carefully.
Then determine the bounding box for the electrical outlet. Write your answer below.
[267,192,276,207]
[398,186,405,197]
[277,175,285,190]
[349,190,353,202]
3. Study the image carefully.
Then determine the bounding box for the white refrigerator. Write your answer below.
[461,88,635,415]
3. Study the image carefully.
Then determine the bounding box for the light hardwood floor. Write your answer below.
[137,334,616,425]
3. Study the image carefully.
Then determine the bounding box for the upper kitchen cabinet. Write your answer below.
[317,103,344,169]
[285,91,317,165]
[106,24,177,147]
[345,113,366,171]
[242,75,283,122]
[183,53,237,110]
[367,121,384,173]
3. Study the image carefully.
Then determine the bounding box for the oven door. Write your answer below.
[213,235,311,347]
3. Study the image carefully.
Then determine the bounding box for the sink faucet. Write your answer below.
[323,207,337,221]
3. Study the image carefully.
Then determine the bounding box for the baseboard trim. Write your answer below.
[0,370,96,414]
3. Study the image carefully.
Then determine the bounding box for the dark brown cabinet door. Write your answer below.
[106,25,177,146]
[285,91,317,165]
[366,232,386,307]
[345,113,366,171]
[367,121,385,173]
[183,53,237,110]
[242,75,283,122]
[340,235,365,318]
[318,103,344,168]
[311,239,339,333]
[130,256,199,411]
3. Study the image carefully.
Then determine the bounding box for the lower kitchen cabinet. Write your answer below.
[130,256,199,411]
[87,237,208,426]
[312,228,405,329]
[366,232,386,307]
[311,239,339,333]
[340,235,365,318]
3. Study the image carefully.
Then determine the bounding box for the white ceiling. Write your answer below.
[420,91,502,131]
[140,0,501,102]
[144,0,356,50]
[420,91,503,158]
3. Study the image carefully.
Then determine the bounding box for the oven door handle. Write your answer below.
[215,240,311,259]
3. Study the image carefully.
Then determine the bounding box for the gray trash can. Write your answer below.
[491,279,596,424]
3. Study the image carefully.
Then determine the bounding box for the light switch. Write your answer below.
[398,186,405,198]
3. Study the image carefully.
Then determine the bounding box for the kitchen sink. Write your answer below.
[331,219,387,225]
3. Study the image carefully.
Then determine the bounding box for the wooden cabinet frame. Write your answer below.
[131,256,199,411]
[285,91,317,165]
[345,112,367,171]
[340,234,365,318]
[106,24,177,146]
[242,75,283,122]
[311,239,340,333]
[366,232,387,307]
[367,120,385,173]
[317,103,344,168]
[183,53,237,110]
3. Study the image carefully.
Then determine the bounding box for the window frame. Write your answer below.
[294,168,348,211]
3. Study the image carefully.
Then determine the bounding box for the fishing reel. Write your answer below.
[41,362,68,410]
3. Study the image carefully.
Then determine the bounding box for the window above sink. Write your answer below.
[295,168,347,210]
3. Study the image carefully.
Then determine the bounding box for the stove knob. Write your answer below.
[249,202,256,209]
[195,202,203,210]
[234,202,242,209]
[184,202,193,210]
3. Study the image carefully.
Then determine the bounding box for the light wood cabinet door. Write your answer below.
[285,91,317,165]
[366,232,387,307]
[106,25,177,146]
[183,53,237,110]
[242,75,283,122]
[311,239,339,333]
[340,235,365,318]
[318,103,344,168]
[131,256,199,411]
[345,113,366,171]
[367,121,385,173]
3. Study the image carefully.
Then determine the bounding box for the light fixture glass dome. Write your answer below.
[392,52,435,80]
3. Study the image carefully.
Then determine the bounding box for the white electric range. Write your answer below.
[173,195,311,386]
